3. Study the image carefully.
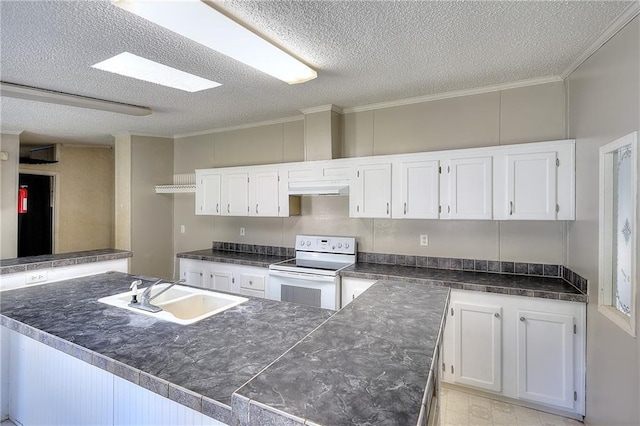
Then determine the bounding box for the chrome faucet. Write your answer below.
[129,278,185,313]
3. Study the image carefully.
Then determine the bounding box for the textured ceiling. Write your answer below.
[0,0,634,145]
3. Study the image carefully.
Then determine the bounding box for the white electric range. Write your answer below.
[267,235,357,310]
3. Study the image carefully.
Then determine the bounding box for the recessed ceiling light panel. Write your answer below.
[113,0,317,85]
[92,52,221,92]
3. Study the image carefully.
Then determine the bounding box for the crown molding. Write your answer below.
[0,129,25,136]
[300,104,343,115]
[341,76,563,114]
[174,114,304,139]
[561,1,640,79]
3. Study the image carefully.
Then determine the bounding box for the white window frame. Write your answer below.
[598,131,638,337]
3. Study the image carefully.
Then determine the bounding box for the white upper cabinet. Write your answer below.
[493,140,574,220]
[507,151,557,220]
[445,156,493,220]
[249,170,280,217]
[223,171,250,216]
[195,170,222,215]
[195,139,574,221]
[350,162,392,218]
[393,159,440,219]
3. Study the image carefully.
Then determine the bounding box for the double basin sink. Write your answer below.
[98,283,248,325]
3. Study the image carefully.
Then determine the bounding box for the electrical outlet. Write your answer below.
[240,227,245,236]
[420,235,429,246]
[180,225,185,234]
[26,271,48,284]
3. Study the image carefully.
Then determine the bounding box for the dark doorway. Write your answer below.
[18,174,53,257]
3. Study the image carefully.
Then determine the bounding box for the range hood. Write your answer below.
[288,179,349,196]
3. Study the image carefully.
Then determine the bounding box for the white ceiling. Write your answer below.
[0,0,635,146]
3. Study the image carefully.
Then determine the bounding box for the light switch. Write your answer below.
[420,235,429,246]
[180,225,185,234]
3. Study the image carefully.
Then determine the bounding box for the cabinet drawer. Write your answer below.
[240,274,265,291]
[239,287,265,298]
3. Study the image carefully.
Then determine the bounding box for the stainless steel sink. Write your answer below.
[98,284,247,325]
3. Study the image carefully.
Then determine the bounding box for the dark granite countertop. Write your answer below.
[177,248,290,268]
[0,271,332,423]
[177,248,586,303]
[233,280,450,426]
[0,248,132,275]
[342,263,586,303]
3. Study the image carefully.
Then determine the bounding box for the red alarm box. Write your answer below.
[18,186,28,213]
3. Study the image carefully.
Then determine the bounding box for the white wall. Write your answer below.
[566,16,640,425]
[0,133,20,259]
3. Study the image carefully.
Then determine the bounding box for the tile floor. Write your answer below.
[440,385,583,426]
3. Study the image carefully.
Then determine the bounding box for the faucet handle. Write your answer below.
[130,280,142,304]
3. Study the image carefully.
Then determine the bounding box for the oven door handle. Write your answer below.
[268,270,336,283]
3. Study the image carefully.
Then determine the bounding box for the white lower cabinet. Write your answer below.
[442,290,585,416]
[452,302,502,392]
[341,277,376,308]
[180,258,267,298]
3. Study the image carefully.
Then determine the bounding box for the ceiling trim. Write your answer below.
[174,114,304,139]
[1,130,25,136]
[300,104,343,115]
[561,1,640,79]
[341,76,564,114]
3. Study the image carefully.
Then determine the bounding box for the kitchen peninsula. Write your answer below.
[0,271,449,426]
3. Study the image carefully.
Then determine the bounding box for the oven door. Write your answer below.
[267,269,339,310]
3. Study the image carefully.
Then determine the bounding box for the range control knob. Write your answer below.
[345,243,350,248]
[337,243,343,248]
[299,241,304,246]
[306,241,311,246]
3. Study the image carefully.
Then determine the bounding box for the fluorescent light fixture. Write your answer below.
[92,52,221,92]
[113,0,317,85]
[0,81,152,116]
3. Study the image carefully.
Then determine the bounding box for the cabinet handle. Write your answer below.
[404,202,407,215]
[199,272,203,276]
[494,313,500,318]
[357,205,360,213]
[216,203,219,213]
[447,205,451,213]
[256,204,259,214]
[227,203,230,213]
[510,201,513,215]
[520,316,525,322]
[249,280,253,285]
[386,202,389,215]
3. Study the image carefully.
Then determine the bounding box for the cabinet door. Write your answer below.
[453,302,502,392]
[341,277,376,308]
[181,267,204,287]
[195,171,221,215]
[205,270,233,292]
[507,152,557,220]
[250,170,280,217]
[516,310,574,409]
[351,163,392,218]
[398,160,439,219]
[447,156,492,220]
[224,172,249,216]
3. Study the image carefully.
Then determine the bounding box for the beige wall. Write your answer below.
[0,133,20,259]
[566,17,639,425]
[20,145,115,253]
[174,81,567,264]
[115,134,174,279]
[129,135,174,280]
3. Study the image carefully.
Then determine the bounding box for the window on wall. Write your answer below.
[599,131,637,337]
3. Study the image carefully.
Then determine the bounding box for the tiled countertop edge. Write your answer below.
[340,270,588,303]
[1,251,132,275]
[176,252,280,269]
[0,315,231,424]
